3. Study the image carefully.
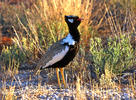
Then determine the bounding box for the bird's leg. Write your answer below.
[60,68,67,88]
[56,68,61,88]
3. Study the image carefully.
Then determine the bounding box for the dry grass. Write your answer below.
[0,0,136,99]
[0,75,135,99]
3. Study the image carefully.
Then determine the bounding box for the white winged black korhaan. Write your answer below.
[35,15,82,88]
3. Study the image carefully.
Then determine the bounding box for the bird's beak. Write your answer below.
[77,18,83,21]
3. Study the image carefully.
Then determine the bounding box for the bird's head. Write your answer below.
[65,15,82,28]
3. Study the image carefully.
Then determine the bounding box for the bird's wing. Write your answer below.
[35,40,69,72]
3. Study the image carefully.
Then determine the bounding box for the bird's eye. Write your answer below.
[68,19,74,23]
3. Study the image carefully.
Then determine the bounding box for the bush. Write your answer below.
[89,33,135,77]
[0,44,27,67]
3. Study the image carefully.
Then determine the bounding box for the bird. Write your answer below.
[34,15,82,88]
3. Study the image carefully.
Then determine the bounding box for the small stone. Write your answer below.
[53,94,58,99]
[63,96,71,100]
[37,95,46,99]
[64,89,69,92]
[57,96,63,100]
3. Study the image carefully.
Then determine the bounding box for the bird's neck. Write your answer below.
[68,26,80,42]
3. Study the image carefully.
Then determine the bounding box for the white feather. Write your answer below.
[62,33,75,45]
[68,19,74,23]
[42,46,69,68]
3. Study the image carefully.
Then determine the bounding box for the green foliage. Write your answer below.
[36,24,56,48]
[90,33,135,77]
[0,44,28,66]
[37,24,48,48]
[90,37,105,78]
[36,21,67,49]
[0,34,40,68]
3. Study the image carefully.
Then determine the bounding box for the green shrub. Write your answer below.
[0,44,27,67]
[90,33,135,77]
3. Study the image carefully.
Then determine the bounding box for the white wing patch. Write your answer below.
[62,34,75,45]
[68,19,74,23]
[42,46,69,68]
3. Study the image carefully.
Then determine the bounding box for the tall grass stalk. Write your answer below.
[12,0,94,63]
[29,0,93,44]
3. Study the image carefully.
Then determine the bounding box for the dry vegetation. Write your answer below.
[0,0,136,99]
